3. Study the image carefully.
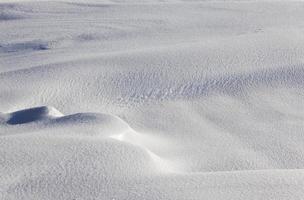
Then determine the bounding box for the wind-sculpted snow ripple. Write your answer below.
[2,1,304,199]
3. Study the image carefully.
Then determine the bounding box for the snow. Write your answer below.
[1,0,304,199]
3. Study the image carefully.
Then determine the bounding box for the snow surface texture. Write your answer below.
[1,0,304,199]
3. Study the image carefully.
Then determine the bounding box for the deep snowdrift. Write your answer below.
[1,1,304,199]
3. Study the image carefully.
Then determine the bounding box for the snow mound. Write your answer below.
[1,106,177,176]
[50,112,131,137]
[5,106,63,125]
[2,106,132,137]
[2,107,130,137]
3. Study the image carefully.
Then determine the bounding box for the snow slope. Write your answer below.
[1,0,304,199]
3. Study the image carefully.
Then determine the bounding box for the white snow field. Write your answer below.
[2,0,304,199]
